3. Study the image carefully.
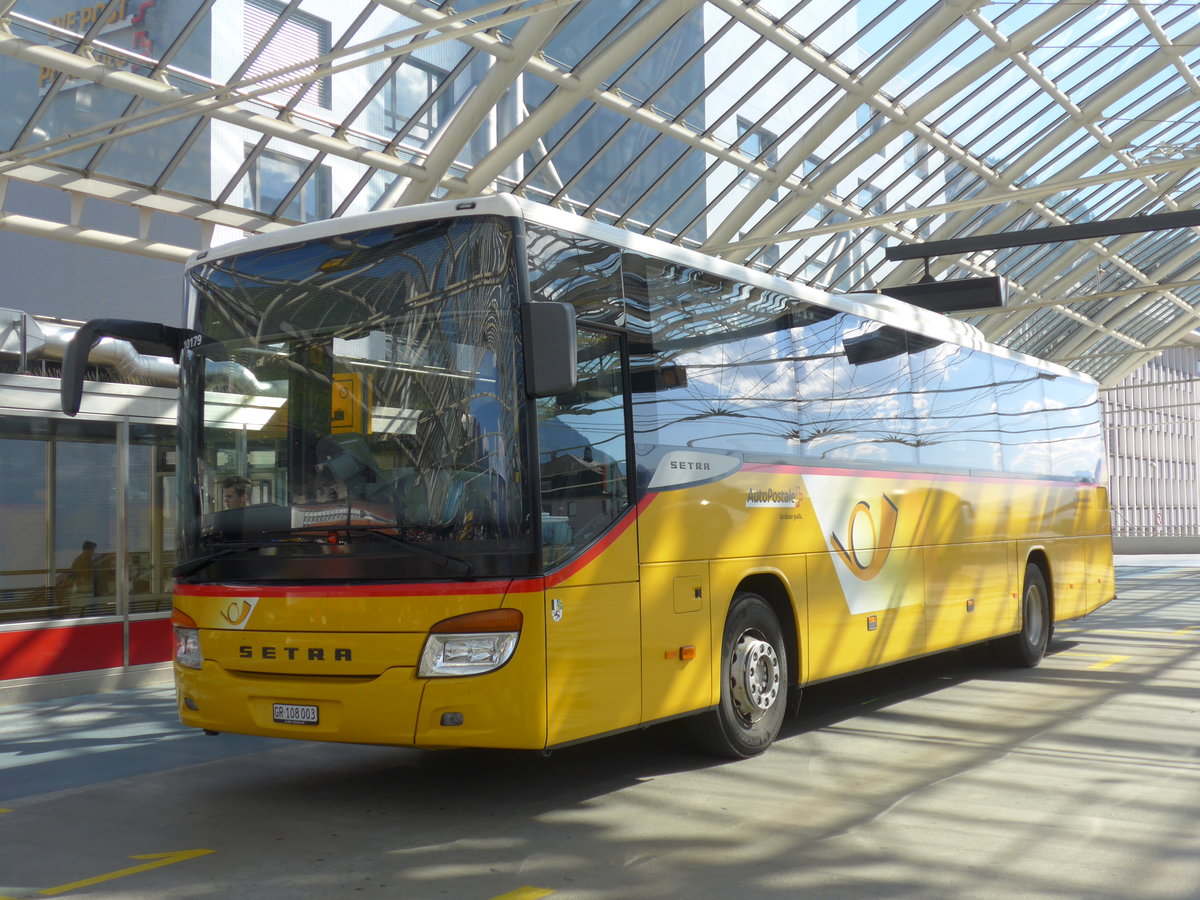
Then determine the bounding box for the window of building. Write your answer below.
[802,155,830,222]
[736,117,779,195]
[857,105,887,156]
[0,417,175,627]
[383,57,452,142]
[904,139,931,179]
[243,0,331,109]
[857,181,887,217]
[246,147,331,222]
[741,231,780,268]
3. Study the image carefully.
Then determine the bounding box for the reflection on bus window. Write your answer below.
[538,330,629,566]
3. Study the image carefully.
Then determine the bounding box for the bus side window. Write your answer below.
[995,358,1051,476]
[1044,376,1103,482]
[526,225,625,327]
[537,330,629,566]
[805,316,918,466]
[910,343,1001,474]
[624,251,812,461]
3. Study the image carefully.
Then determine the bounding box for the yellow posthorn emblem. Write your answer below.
[830,494,898,581]
[220,599,255,627]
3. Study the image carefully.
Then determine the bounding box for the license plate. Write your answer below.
[272,703,319,725]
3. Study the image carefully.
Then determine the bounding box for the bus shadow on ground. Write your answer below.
[195,642,1022,810]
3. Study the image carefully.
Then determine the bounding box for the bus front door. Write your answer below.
[539,328,641,748]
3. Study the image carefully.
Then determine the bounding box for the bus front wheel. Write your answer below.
[994,562,1050,668]
[687,592,788,758]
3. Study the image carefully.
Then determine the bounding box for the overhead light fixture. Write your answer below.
[881,276,1006,313]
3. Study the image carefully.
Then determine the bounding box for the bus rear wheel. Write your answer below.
[687,592,788,758]
[994,562,1050,668]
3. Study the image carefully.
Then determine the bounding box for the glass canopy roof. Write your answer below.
[1,0,1198,385]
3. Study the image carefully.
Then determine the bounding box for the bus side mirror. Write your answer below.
[61,318,192,416]
[522,302,577,398]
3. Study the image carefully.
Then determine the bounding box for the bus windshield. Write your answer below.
[177,215,534,582]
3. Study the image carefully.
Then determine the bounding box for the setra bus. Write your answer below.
[60,194,1114,758]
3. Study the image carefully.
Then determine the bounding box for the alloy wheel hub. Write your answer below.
[729,634,780,722]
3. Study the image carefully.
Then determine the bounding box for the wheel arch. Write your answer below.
[1024,548,1055,623]
[734,572,800,688]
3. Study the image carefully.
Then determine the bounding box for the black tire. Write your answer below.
[686,592,788,758]
[994,563,1050,668]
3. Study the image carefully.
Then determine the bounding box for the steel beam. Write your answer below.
[886,208,1200,261]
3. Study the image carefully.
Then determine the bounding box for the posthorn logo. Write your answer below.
[219,598,258,629]
[830,494,899,581]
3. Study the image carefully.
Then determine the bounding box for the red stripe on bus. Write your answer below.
[740,461,1095,488]
[544,493,656,587]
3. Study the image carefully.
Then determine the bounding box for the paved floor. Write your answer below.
[1,559,1199,899]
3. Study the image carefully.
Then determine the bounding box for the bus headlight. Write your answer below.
[419,609,521,677]
[172,608,203,670]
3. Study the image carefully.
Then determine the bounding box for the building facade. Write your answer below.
[0,324,177,700]
[1103,339,1200,551]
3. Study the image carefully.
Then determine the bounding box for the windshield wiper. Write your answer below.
[289,528,472,578]
[173,541,265,579]
[375,531,474,575]
[175,531,475,579]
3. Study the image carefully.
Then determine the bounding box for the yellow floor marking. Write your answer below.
[1086,655,1130,670]
[19,849,215,897]
[489,889,555,900]
[1174,625,1199,635]
[1060,651,1130,670]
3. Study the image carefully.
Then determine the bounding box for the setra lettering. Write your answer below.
[237,645,353,662]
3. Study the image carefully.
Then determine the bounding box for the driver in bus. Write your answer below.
[222,475,251,509]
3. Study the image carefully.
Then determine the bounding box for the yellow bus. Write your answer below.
[61,194,1114,757]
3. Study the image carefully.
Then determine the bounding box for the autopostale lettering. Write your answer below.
[746,488,799,505]
[239,645,353,661]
